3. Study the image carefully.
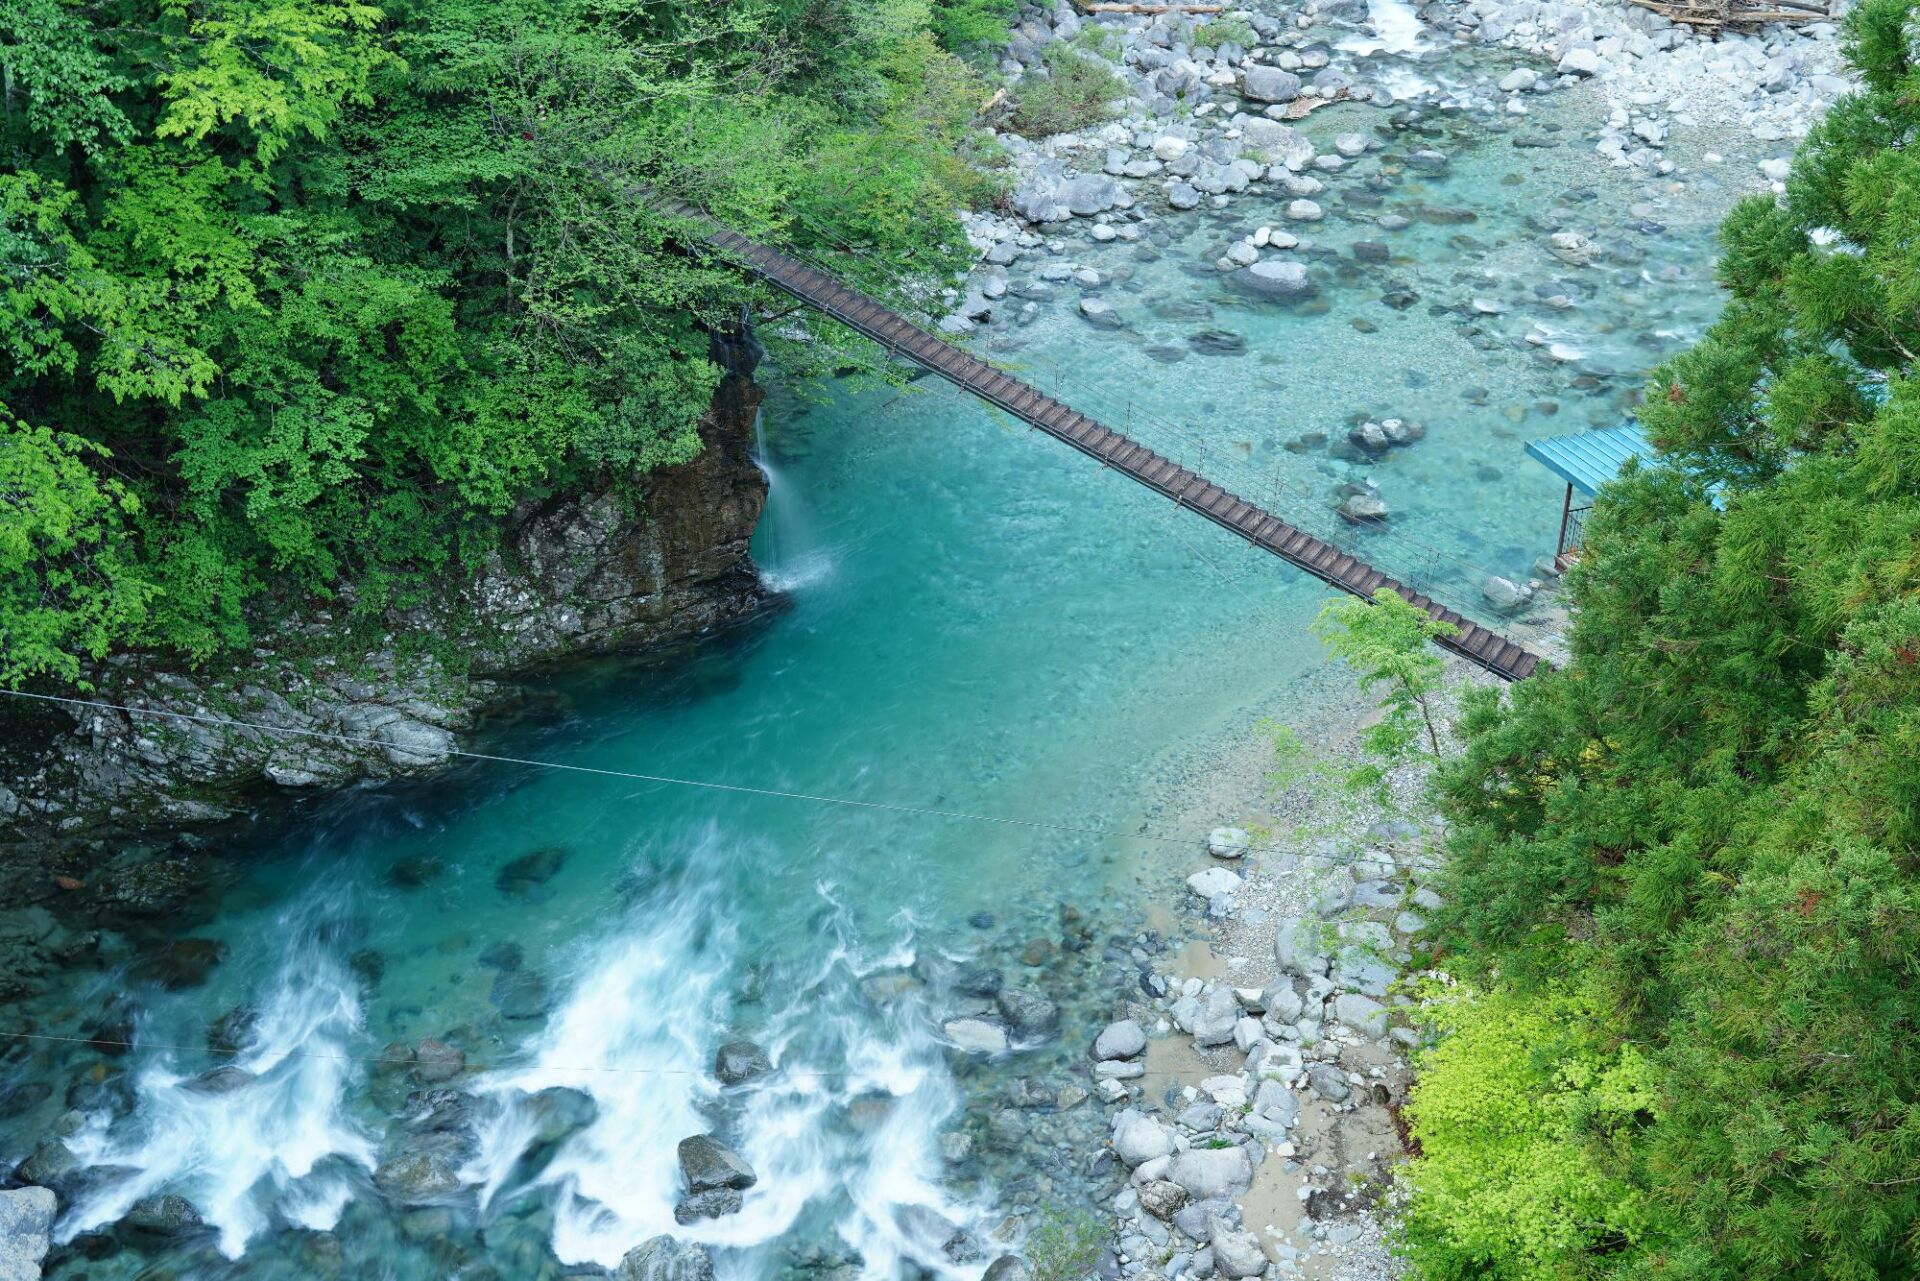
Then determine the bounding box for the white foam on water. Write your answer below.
[59,930,375,1259]
[1337,0,1431,55]
[1376,64,1441,101]
[472,843,989,1279]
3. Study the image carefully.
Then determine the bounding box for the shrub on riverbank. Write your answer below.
[1396,980,1655,1279]
[1401,1,1920,1275]
[1007,48,1127,138]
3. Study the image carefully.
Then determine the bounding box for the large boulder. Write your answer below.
[0,1187,55,1281]
[1232,261,1317,303]
[1242,66,1301,103]
[616,1236,715,1281]
[1207,827,1251,859]
[673,1188,743,1224]
[1251,1081,1298,1128]
[1273,916,1328,977]
[1187,867,1242,900]
[123,1194,207,1238]
[1190,986,1240,1048]
[1060,174,1124,217]
[678,1135,756,1191]
[1334,993,1389,1039]
[983,1257,1033,1281]
[1241,120,1313,170]
[1168,1146,1253,1201]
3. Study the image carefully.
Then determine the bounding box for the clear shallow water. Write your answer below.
[2,32,1768,1281]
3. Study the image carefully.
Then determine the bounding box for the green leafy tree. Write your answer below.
[0,0,994,675]
[1312,588,1457,794]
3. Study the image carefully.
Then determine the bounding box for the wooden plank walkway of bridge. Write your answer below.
[671,205,1542,682]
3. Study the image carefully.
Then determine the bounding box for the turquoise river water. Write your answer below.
[1,26,1770,1281]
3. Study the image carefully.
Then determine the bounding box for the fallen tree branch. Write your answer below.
[1624,0,1827,27]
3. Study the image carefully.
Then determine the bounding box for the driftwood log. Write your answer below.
[1625,0,1828,28]
[1079,3,1226,13]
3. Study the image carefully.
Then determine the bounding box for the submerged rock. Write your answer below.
[411,1038,465,1084]
[996,988,1061,1040]
[489,970,552,1020]
[374,1133,469,1204]
[713,1039,774,1086]
[123,1193,207,1238]
[1232,260,1317,303]
[495,845,568,896]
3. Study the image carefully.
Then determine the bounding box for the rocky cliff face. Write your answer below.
[0,336,770,851]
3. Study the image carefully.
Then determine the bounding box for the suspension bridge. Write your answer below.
[662,200,1544,683]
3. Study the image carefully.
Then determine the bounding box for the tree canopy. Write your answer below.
[1399,2,1920,1275]
[0,0,998,680]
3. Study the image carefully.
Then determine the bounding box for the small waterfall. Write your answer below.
[60,907,376,1259]
[470,829,988,1277]
[753,411,835,593]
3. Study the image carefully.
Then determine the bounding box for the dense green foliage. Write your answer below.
[1399,3,1920,1276]
[0,0,996,680]
[1398,980,1657,1279]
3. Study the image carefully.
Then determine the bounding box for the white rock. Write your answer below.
[1207,826,1252,858]
[943,1018,1008,1055]
[1284,199,1323,222]
[1558,47,1601,76]
[1547,230,1599,266]
[1482,575,1532,613]
[1153,135,1190,161]
[1187,867,1243,900]
[1759,157,1791,182]
[1094,1019,1148,1061]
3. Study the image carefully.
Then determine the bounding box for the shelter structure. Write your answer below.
[1525,423,1660,571]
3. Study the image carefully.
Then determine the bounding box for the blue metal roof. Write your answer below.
[1525,423,1656,496]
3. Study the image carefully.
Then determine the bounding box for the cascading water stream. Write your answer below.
[754,410,836,594]
[467,828,988,1278]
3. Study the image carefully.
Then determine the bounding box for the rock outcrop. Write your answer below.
[0,329,770,856]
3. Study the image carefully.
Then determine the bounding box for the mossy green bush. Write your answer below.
[1007,49,1126,138]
